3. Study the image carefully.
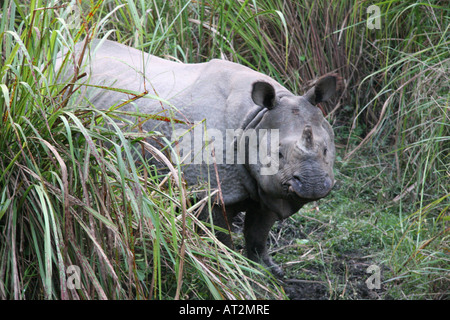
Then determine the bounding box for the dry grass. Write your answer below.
[0,0,448,299]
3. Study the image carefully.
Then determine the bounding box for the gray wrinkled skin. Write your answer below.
[58,39,341,276]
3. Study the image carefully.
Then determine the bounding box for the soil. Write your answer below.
[280,255,387,300]
[231,213,389,300]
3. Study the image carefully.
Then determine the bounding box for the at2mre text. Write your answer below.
[179,304,270,317]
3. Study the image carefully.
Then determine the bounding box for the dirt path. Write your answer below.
[280,254,387,299]
[233,212,388,300]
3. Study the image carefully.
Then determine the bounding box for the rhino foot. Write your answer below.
[262,255,285,278]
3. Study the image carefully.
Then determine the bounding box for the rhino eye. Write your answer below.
[278,151,284,159]
[323,148,328,157]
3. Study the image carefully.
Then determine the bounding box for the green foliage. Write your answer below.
[0,0,283,300]
[1,0,448,299]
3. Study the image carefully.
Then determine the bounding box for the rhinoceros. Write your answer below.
[58,39,341,276]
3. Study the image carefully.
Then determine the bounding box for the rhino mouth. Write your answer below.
[286,175,333,200]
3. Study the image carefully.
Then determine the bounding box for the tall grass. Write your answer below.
[1,0,448,299]
[247,0,448,297]
[0,0,283,300]
[346,1,449,297]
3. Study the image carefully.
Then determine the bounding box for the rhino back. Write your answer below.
[80,40,271,125]
[68,40,282,203]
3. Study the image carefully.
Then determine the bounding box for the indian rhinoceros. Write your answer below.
[58,39,341,276]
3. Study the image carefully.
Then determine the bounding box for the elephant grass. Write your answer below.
[0,0,284,300]
[1,0,448,299]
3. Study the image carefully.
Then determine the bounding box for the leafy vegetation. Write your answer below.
[0,0,448,299]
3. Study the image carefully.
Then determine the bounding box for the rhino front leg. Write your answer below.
[244,203,284,277]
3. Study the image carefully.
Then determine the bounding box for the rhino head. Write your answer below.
[246,74,341,219]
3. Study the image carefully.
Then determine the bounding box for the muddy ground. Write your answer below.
[280,254,387,300]
[232,213,389,300]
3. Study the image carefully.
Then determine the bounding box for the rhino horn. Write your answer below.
[302,125,314,149]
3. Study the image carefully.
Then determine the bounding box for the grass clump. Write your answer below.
[0,0,283,300]
[1,0,448,300]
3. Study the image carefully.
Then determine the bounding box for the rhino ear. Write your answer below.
[304,74,342,105]
[252,81,276,109]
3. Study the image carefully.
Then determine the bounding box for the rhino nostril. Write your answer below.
[292,175,302,184]
[289,174,333,199]
[323,176,332,191]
